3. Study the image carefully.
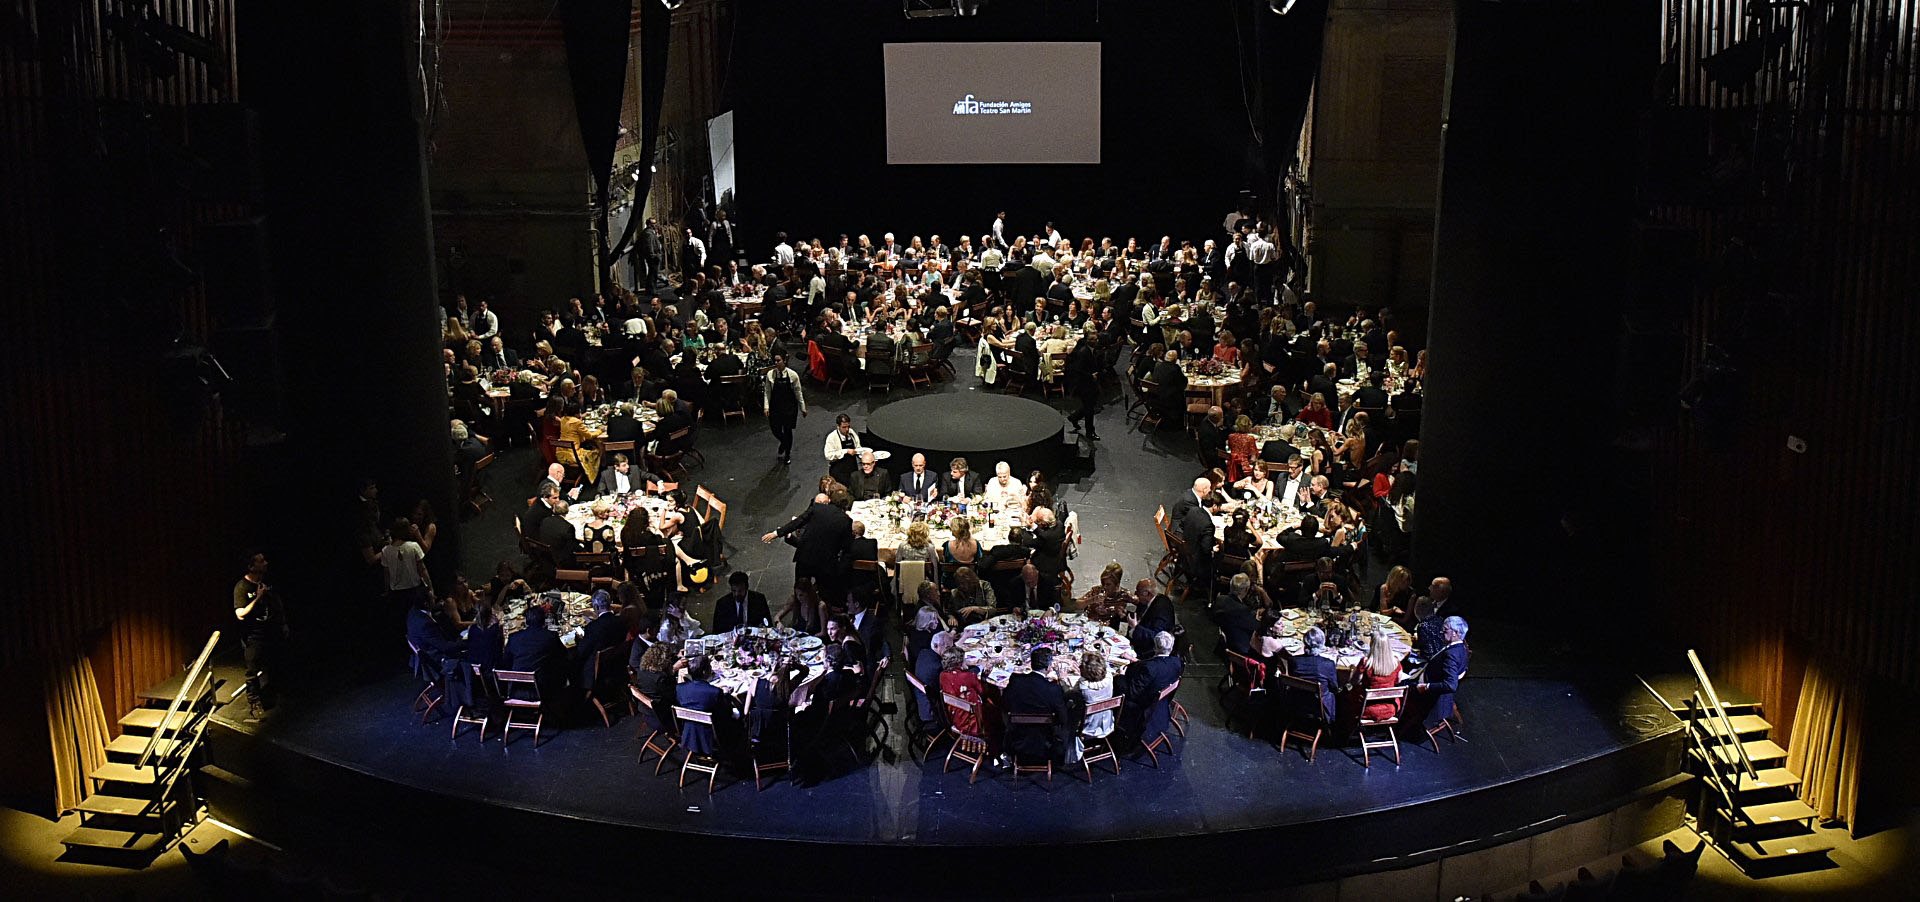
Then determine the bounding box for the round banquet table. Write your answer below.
[863,393,1068,480]
[955,613,1138,690]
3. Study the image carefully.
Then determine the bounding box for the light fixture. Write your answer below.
[660,0,684,10]
[1269,0,1298,14]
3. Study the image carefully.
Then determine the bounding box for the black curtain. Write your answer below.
[608,0,672,269]
[561,0,636,284]
[1253,0,1327,240]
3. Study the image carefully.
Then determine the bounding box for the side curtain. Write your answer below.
[1785,653,1864,831]
[45,654,111,813]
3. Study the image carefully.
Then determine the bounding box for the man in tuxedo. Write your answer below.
[847,450,893,501]
[1122,631,1183,742]
[1169,477,1219,591]
[1064,337,1102,440]
[592,452,655,499]
[707,209,736,268]
[711,571,772,633]
[762,491,853,586]
[846,522,883,600]
[1209,574,1261,657]
[1287,627,1340,722]
[1011,323,1041,378]
[406,593,465,671]
[1195,406,1229,469]
[1147,350,1187,425]
[535,499,580,568]
[847,592,888,671]
[1002,647,1074,765]
[1353,368,1391,415]
[939,457,984,499]
[520,484,559,537]
[1276,455,1309,510]
[897,452,939,502]
[1408,616,1470,728]
[1276,515,1336,563]
[537,461,583,503]
[571,591,627,690]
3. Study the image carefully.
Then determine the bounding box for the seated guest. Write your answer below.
[535,499,580,567]
[1130,579,1178,657]
[675,655,738,759]
[1285,627,1340,723]
[1341,627,1404,727]
[451,420,487,472]
[1002,647,1074,765]
[911,629,954,730]
[1121,631,1183,742]
[629,642,681,733]
[938,644,999,750]
[982,461,1026,510]
[520,484,559,538]
[897,452,940,502]
[406,592,465,670]
[940,516,983,570]
[503,605,567,695]
[571,590,626,686]
[847,450,893,501]
[1068,654,1116,765]
[580,500,618,555]
[1147,350,1187,424]
[1075,561,1131,623]
[656,594,702,644]
[1209,574,1262,657]
[466,596,506,670]
[712,570,772,633]
[1407,616,1469,729]
[896,521,941,572]
[948,567,994,624]
[593,452,656,499]
[777,577,825,635]
[1275,515,1336,563]
[940,456,984,498]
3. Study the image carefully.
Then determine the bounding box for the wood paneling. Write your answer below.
[1642,0,1920,743]
[4,1,249,813]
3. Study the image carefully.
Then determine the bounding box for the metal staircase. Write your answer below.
[1680,650,1833,877]
[61,632,223,866]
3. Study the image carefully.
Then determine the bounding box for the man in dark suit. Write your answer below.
[911,631,951,729]
[1209,575,1261,657]
[571,591,626,688]
[1064,338,1102,439]
[939,457,985,499]
[847,592,888,671]
[897,452,939,502]
[536,500,580,567]
[864,328,897,380]
[1408,616,1470,728]
[1353,369,1390,414]
[1122,630,1184,742]
[1011,324,1041,378]
[1170,477,1219,592]
[674,655,738,759]
[1286,627,1341,723]
[503,606,568,699]
[1002,647,1074,764]
[1110,273,1140,313]
[1275,515,1335,563]
[845,522,883,599]
[1005,563,1051,614]
[1147,349,1187,424]
[592,452,656,500]
[763,492,854,586]
[846,450,893,501]
[406,595,465,671]
[711,570,772,633]
[520,485,559,537]
[1194,406,1228,468]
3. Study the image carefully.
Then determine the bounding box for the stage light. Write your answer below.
[954,0,987,15]
[1269,0,1299,14]
[659,0,684,10]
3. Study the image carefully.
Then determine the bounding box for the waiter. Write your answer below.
[233,551,286,719]
[822,413,865,485]
[762,350,807,465]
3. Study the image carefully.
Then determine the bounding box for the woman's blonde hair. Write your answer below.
[1368,627,1398,677]
[907,522,931,548]
[949,517,972,541]
[591,499,612,518]
[1100,561,1124,589]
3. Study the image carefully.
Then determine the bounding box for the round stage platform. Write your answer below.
[863,392,1067,479]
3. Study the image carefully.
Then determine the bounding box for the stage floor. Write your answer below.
[209,618,1678,849]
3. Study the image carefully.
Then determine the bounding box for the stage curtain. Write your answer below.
[45,654,110,813]
[1785,653,1863,832]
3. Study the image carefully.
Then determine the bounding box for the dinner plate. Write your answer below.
[788,635,824,652]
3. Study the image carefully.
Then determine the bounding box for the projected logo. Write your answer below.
[951,94,1033,116]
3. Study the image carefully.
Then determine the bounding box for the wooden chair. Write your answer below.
[463,452,495,517]
[1354,684,1407,767]
[902,670,950,762]
[653,428,692,478]
[629,687,678,772]
[554,568,593,591]
[494,669,545,748]
[1007,712,1058,788]
[1000,352,1032,395]
[1277,673,1326,761]
[585,643,629,728]
[716,374,751,422]
[1042,353,1070,398]
[547,438,585,486]
[450,664,494,740]
[1184,388,1214,433]
[573,551,617,588]
[1136,377,1164,431]
[1422,671,1469,753]
[904,343,936,388]
[1139,679,1183,768]
[406,639,443,722]
[866,361,895,394]
[1222,649,1267,738]
[940,692,992,784]
[817,345,852,392]
[744,690,790,791]
[669,705,723,792]
[1077,695,1125,782]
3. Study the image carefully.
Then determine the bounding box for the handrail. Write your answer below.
[136,631,221,772]
[1686,649,1758,782]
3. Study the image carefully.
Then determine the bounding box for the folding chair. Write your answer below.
[940,692,992,784]
[1007,712,1059,788]
[1354,684,1407,767]
[463,452,495,517]
[1140,679,1183,768]
[1221,649,1267,738]
[407,639,443,723]
[554,568,593,591]
[716,374,752,422]
[669,705,722,792]
[585,643,629,727]
[1042,353,1070,399]
[1278,673,1327,761]
[494,669,545,748]
[629,687,679,771]
[1077,695,1125,782]
[902,669,950,762]
[451,664,495,740]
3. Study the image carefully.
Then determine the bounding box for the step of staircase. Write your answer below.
[119,708,196,735]
[105,733,188,762]
[89,761,169,787]
[59,824,167,859]
[1721,830,1835,875]
[75,792,178,820]
[1690,713,1772,742]
[1725,797,1820,829]
[1728,767,1804,795]
[1705,738,1788,768]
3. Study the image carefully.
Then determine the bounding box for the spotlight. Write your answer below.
[954,0,986,15]
[1269,0,1299,13]
[650,164,658,173]
[659,0,684,10]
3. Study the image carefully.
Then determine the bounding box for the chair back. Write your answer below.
[941,691,976,714]
[897,559,930,605]
[1157,678,1181,701]
[851,559,881,574]
[694,485,727,531]
[494,669,541,702]
[1084,695,1124,716]
[1359,684,1407,720]
[647,480,679,493]
[990,558,1026,574]
[554,568,592,589]
[1007,712,1057,727]
[671,705,715,726]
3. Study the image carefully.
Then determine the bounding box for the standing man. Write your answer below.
[1064,334,1102,440]
[991,211,1006,249]
[708,209,736,269]
[1247,227,1279,304]
[762,349,807,464]
[823,413,865,486]
[639,217,666,289]
[683,227,707,285]
[233,552,285,719]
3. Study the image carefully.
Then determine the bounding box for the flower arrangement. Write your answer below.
[1014,618,1066,645]
[490,367,514,386]
[1194,356,1227,377]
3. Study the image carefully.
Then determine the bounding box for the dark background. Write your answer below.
[731,0,1274,253]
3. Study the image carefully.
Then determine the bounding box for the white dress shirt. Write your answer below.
[823,428,864,464]
[983,476,1026,510]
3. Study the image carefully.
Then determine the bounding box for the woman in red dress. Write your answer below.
[1212,329,1240,365]
[1340,627,1405,728]
[937,650,1003,752]
[1299,392,1333,429]
[1226,414,1260,484]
